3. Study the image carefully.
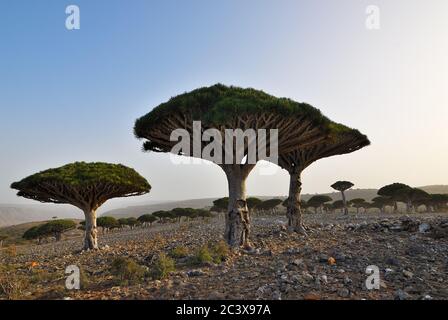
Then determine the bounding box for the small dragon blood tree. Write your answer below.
[11,162,150,250]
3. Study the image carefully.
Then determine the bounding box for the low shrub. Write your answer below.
[189,241,230,266]
[210,240,230,264]
[169,246,189,258]
[191,246,214,265]
[150,253,175,280]
[0,265,27,300]
[110,257,145,285]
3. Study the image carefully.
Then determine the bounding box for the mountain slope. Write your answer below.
[0,204,79,227]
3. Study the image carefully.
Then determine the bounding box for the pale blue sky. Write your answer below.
[1,1,447,210]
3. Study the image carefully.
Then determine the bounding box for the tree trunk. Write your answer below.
[286,171,307,234]
[341,191,348,215]
[83,209,98,250]
[222,165,254,249]
[393,201,398,213]
[406,201,413,213]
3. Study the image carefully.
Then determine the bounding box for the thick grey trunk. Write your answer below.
[223,165,253,248]
[286,171,307,234]
[83,209,98,250]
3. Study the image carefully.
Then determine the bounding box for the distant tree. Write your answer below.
[406,188,430,213]
[331,181,354,215]
[246,197,263,212]
[97,216,120,234]
[78,220,86,231]
[377,183,411,213]
[137,214,158,227]
[283,198,308,212]
[371,196,393,214]
[171,208,197,223]
[194,209,213,220]
[210,198,229,213]
[23,219,76,242]
[331,200,344,213]
[349,198,368,214]
[259,199,283,215]
[39,219,77,241]
[118,218,129,228]
[321,203,331,214]
[378,183,429,213]
[11,162,150,250]
[426,194,448,212]
[0,235,8,248]
[23,226,43,243]
[152,211,176,224]
[307,195,333,214]
[125,217,140,229]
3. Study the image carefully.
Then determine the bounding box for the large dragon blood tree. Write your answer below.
[278,127,370,233]
[134,84,333,248]
[11,162,150,250]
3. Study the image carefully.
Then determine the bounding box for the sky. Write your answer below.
[0,0,447,211]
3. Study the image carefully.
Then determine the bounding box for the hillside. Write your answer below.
[0,204,79,228]
[419,185,448,194]
[0,219,83,246]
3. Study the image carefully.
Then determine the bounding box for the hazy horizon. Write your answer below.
[1,0,447,207]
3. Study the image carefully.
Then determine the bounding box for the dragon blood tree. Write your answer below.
[278,128,370,233]
[134,84,332,248]
[331,181,355,215]
[11,162,150,250]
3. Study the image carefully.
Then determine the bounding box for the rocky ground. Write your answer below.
[1,212,448,300]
